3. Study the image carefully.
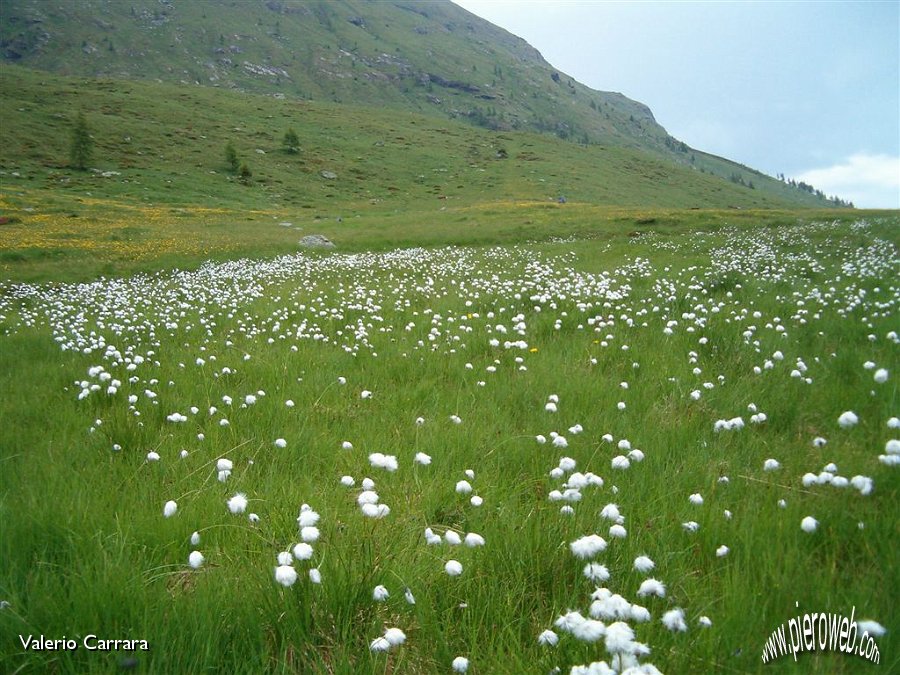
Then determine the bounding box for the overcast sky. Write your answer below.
[452,0,899,208]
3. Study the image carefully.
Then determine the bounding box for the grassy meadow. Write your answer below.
[0,213,897,673]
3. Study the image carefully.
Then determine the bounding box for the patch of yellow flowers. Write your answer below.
[0,192,285,263]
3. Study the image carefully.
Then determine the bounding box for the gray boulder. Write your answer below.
[300,234,336,249]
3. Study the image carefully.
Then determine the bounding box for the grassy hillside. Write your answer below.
[0,0,681,149]
[1,65,862,282]
[0,0,854,198]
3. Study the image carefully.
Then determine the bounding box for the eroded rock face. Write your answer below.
[299,234,335,249]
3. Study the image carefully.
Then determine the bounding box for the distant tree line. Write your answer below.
[776,173,853,208]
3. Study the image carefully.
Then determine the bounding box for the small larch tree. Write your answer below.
[282,128,300,154]
[225,142,239,173]
[69,113,93,170]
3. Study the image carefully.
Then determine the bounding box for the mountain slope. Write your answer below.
[0,0,841,205]
[0,63,833,212]
[1,0,667,148]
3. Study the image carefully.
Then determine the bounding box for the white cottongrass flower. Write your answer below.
[188,551,204,569]
[850,475,874,495]
[537,629,559,646]
[662,608,688,632]
[699,616,713,628]
[300,526,320,543]
[763,458,781,471]
[559,457,577,472]
[689,493,704,505]
[146,451,161,462]
[361,503,390,518]
[369,453,398,472]
[360,390,372,399]
[274,565,298,587]
[801,516,818,533]
[608,524,627,539]
[227,493,248,514]
[341,441,353,450]
[470,495,484,506]
[163,500,177,518]
[535,434,547,444]
[357,490,379,506]
[383,627,406,646]
[583,563,610,582]
[464,532,485,547]
[589,590,633,621]
[545,401,558,413]
[445,530,462,545]
[216,458,233,472]
[570,534,608,559]
[292,542,313,560]
[274,438,287,448]
[555,610,587,632]
[716,545,730,558]
[369,637,391,653]
[190,531,201,546]
[634,555,655,573]
[885,439,900,455]
[873,368,889,383]
[837,411,859,428]
[600,503,621,521]
[604,621,635,654]
[637,578,666,598]
[571,619,606,642]
[552,435,569,448]
[455,480,473,495]
[611,455,630,470]
[424,528,442,545]
[309,568,322,584]
[297,507,320,528]
[414,452,432,465]
[628,449,645,462]
[277,551,293,566]
[888,417,900,429]
[451,656,469,673]
[404,588,416,604]
[285,399,295,408]
[445,560,463,576]
[372,585,389,601]
[450,414,462,424]
[856,620,887,638]
[682,521,700,532]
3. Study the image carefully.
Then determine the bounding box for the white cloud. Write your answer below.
[797,154,899,208]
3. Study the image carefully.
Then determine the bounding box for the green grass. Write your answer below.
[1,217,897,673]
[0,65,875,284]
